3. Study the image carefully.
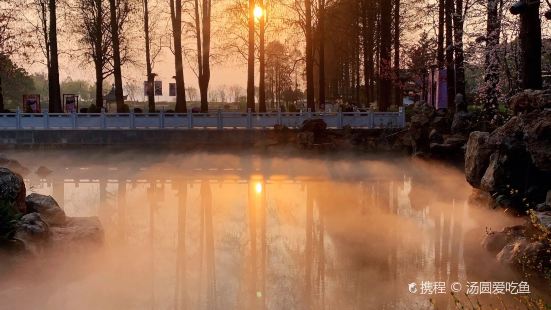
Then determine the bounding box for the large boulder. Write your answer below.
[482,225,525,253]
[508,89,551,113]
[13,212,50,254]
[300,118,327,133]
[487,116,523,150]
[0,168,26,213]
[409,102,435,153]
[522,110,551,172]
[50,216,103,246]
[465,132,492,187]
[25,193,66,226]
[451,111,472,134]
[480,151,508,193]
[496,238,544,265]
[531,210,551,233]
[0,156,29,176]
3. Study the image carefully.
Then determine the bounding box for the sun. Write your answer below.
[254,6,263,19]
[255,182,263,194]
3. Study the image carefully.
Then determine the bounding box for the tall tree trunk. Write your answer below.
[519,1,542,90]
[109,0,125,111]
[48,0,61,113]
[437,0,445,67]
[484,0,500,109]
[246,0,255,111]
[393,0,401,107]
[170,0,187,112]
[95,61,104,109]
[258,1,266,112]
[318,0,326,111]
[378,0,392,111]
[200,0,211,113]
[362,0,375,104]
[445,0,455,110]
[93,0,104,109]
[305,0,314,111]
[0,69,4,112]
[193,0,210,112]
[143,0,155,112]
[453,0,466,111]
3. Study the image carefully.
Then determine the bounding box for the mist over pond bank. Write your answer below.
[1,150,550,309]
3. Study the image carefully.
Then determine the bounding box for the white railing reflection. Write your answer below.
[0,108,405,130]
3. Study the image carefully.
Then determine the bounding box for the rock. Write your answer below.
[25,193,66,226]
[547,190,551,207]
[0,156,29,176]
[451,111,472,134]
[508,89,551,113]
[300,119,327,132]
[13,213,49,254]
[50,216,103,246]
[0,168,26,213]
[487,116,523,150]
[444,135,467,147]
[480,151,508,193]
[35,166,52,178]
[465,132,492,188]
[482,231,509,252]
[429,129,444,144]
[522,110,551,172]
[531,211,551,232]
[534,203,551,212]
[482,225,526,253]
[409,104,436,153]
[431,116,450,133]
[496,237,528,264]
[468,188,492,206]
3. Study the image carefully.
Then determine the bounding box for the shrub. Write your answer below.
[0,200,21,241]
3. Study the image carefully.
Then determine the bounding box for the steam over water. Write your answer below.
[0,150,549,309]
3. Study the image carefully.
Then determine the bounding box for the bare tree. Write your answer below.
[193,0,212,112]
[169,0,187,112]
[72,0,131,109]
[246,0,255,111]
[142,0,155,112]
[379,0,392,111]
[484,0,501,110]
[47,0,61,112]
[109,0,125,111]
[258,1,266,112]
[304,0,314,111]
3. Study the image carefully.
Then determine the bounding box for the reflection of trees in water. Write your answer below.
[59,173,481,309]
[197,181,217,310]
[174,180,187,310]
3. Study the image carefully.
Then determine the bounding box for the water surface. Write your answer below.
[1,151,548,309]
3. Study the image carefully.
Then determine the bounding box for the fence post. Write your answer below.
[43,111,49,129]
[72,111,77,129]
[16,108,21,129]
[399,106,405,128]
[337,108,343,129]
[130,110,135,129]
[247,108,252,129]
[277,108,282,125]
[369,107,375,129]
[160,110,165,129]
[101,111,106,129]
[217,109,223,130]
[187,111,193,129]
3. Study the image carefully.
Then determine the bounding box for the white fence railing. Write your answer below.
[0,109,405,130]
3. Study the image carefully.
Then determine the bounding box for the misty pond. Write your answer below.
[1,150,549,309]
